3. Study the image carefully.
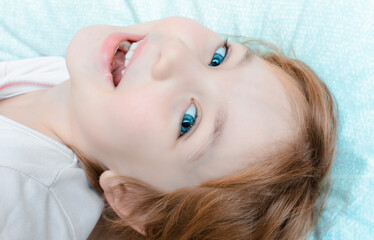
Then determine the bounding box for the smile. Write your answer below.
[111,39,144,87]
[100,32,145,88]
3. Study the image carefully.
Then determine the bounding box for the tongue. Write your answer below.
[112,67,126,87]
[111,50,127,86]
[112,50,126,70]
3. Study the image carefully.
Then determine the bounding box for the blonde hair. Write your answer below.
[75,39,339,240]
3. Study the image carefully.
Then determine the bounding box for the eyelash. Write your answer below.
[209,39,230,67]
[179,102,199,137]
[179,40,229,137]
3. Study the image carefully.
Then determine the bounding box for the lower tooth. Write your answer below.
[121,69,125,75]
[119,41,131,51]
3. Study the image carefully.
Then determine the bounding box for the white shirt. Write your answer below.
[0,57,104,240]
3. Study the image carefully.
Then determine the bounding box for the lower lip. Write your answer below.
[100,32,145,87]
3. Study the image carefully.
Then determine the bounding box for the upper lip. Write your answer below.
[121,35,148,75]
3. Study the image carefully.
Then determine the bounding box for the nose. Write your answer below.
[151,37,195,82]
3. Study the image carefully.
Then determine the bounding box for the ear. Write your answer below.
[99,170,146,236]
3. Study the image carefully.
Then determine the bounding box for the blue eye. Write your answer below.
[209,39,229,67]
[180,104,197,136]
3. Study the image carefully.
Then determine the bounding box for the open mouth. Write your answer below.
[110,39,144,87]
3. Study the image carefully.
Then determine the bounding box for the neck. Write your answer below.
[0,80,74,148]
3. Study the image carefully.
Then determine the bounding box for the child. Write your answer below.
[0,17,338,240]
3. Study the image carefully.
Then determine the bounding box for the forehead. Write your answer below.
[192,51,296,180]
[227,54,293,145]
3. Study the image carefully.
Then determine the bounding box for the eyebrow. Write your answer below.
[188,104,228,163]
[238,47,254,67]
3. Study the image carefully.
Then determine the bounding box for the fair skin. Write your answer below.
[0,17,294,217]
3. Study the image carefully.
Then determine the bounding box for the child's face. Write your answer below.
[66,17,295,191]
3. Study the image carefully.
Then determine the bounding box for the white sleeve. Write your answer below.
[0,57,69,99]
[0,61,8,80]
[0,167,75,240]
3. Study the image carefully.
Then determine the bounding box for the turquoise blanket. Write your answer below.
[1,1,373,239]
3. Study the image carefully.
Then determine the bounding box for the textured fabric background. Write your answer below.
[0,0,373,239]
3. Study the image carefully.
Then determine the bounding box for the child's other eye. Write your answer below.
[180,103,197,136]
[209,39,229,67]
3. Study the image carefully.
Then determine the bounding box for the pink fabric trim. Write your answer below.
[0,82,54,91]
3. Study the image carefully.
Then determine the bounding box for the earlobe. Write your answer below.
[99,170,120,192]
[99,170,146,236]
[99,170,127,218]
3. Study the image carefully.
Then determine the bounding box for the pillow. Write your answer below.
[1,1,373,239]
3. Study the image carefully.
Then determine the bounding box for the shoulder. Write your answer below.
[0,117,104,239]
[0,167,75,239]
[0,161,103,240]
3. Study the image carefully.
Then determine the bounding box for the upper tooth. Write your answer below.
[124,39,143,67]
[125,50,134,60]
[129,41,139,50]
[125,40,142,59]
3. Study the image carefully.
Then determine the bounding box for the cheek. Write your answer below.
[106,91,170,150]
